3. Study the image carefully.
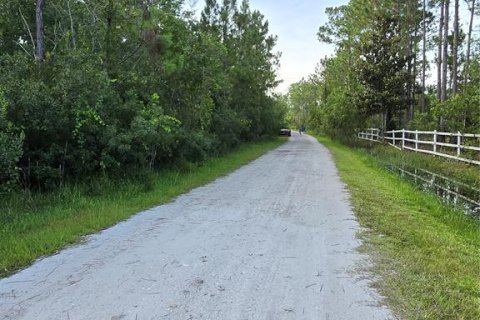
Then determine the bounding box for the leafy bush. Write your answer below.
[0,89,23,193]
[0,0,284,191]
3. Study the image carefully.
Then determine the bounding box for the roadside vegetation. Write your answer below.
[354,140,480,189]
[0,0,287,276]
[286,0,479,139]
[0,138,285,278]
[0,0,286,194]
[318,136,480,320]
[287,2,480,316]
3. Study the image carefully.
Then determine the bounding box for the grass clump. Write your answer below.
[0,138,285,278]
[317,136,480,320]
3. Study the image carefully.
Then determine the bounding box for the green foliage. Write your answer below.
[0,0,284,192]
[0,89,23,193]
[289,0,479,139]
[432,57,480,132]
[288,78,320,128]
[432,96,478,132]
[319,89,365,140]
[354,14,411,130]
[408,111,438,130]
[286,48,367,140]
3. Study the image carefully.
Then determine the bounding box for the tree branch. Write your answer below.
[18,7,36,57]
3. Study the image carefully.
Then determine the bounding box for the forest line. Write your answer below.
[0,0,286,192]
[287,0,479,141]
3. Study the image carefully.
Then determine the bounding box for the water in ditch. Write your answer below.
[386,164,480,219]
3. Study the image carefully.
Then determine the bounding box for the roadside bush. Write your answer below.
[319,90,365,142]
[0,1,284,192]
[211,108,244,154]
[408,111,437,131]
[0,89,23,193]
[173,129,214,163]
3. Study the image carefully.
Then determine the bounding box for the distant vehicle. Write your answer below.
[279,128,291,137]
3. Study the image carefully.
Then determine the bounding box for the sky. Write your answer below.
[189,0,349,94]
[240,0,349,93]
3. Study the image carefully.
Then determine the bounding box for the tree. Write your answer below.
[441,0,449,102]
[437,0,444,101]
[35,0,45,62]
[421,0,427,111]
[0,0,285,190]
[452,0,459,94]
[289,0,479,143]
[464,0,476,87]
[288,79,320,128]
[355,14,412,130]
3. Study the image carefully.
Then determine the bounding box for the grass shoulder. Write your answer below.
[0,137,286,278]
[354,139,480,188]
[316,135,480,320]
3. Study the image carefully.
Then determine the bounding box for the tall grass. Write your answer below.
[354,140,480,188]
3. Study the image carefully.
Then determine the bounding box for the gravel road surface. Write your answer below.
[0,134,393,320]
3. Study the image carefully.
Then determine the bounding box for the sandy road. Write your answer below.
[0,133,393,320]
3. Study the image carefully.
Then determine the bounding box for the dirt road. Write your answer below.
[0,134,393,319]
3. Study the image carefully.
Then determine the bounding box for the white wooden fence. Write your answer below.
[357,128,480,165]
[357,128,382,142]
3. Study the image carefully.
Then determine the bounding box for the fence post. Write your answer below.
[457,131,461,157]
[401,129,405,149]
[415,130,419,151]
[433,130,437,153]
[393,130,396,146]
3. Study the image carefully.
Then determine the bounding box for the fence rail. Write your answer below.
[357,128,382,142]
[357,128,480,165]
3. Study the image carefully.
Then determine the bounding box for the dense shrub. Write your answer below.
[0,0,284,192]
[0,90,23,192]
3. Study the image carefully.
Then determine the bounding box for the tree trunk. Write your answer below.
[452,0,459,94]
[386,109,395,131]
[437,0,444,101]
[142,1,162,62]
[421,0,426,112]
[406,1,412,120]
[35,0,45,63]
[105,0,115,75]
[412,45,417,118]
[403,0,417,123]
[441,0,449,102]
[464,0,476,88]
[67,0,76,50]
[411,19,419,120]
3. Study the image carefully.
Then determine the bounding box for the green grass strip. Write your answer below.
[356,140,480,189]
[0,138,286,278]
[317,136,480,320]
